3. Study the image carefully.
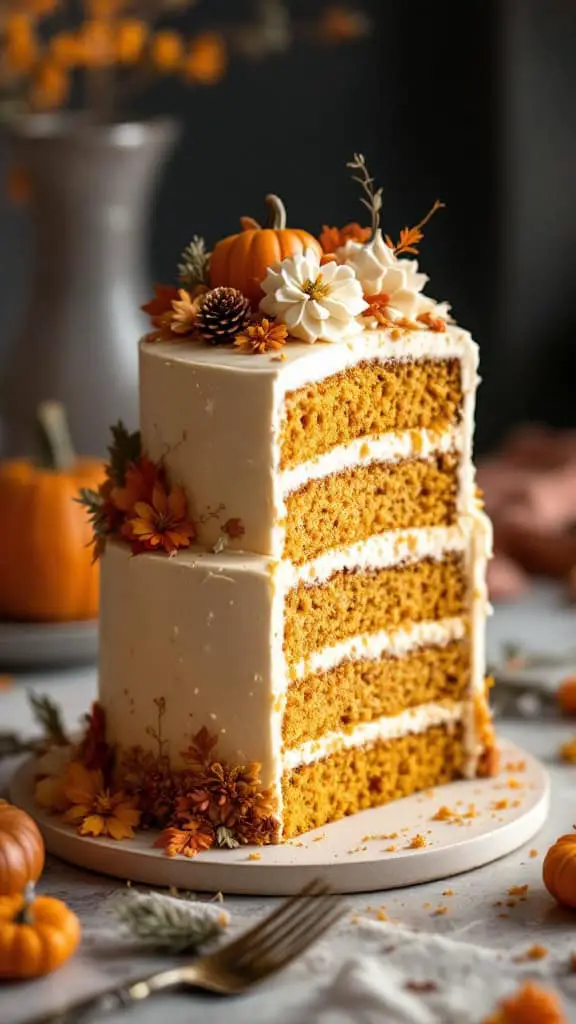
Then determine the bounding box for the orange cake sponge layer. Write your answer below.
[280,358,463,469]
[281,723,466,837]
[284,453,459,564]
[282,640,470,748]
[284,554,467,663]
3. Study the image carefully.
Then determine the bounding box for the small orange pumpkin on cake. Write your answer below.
[209,194,322,306]
[0,402,103,622]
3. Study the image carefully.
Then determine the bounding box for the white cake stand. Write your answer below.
[10,738,549,895]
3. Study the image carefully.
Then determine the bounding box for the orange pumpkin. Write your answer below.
[0,800,45,896]
[0,402,103,621]
[543,832,576,909]
[210,193,323,306]
[0,885,81,978]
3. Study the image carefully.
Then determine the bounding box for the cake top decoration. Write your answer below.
[142,153,450,350]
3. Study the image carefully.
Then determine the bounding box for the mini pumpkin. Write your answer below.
[543,832,576,909]
[0,402,103,622]
[0,884,81,978]
[0,800,45,896]
[209,194,323,306]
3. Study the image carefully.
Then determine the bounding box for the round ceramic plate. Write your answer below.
[11,738,549,895]
[0,619,98,669]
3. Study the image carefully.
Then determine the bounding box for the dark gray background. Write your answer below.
[1,0,574,454]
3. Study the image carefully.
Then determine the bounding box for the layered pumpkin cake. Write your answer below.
[37,159,496,854]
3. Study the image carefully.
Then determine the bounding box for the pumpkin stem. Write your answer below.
[14,882,36,926]
[265,194,287,230]
[37,401,76,472]
[240,216,261,231]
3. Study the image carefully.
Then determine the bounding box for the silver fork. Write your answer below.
[33,878,345,1023]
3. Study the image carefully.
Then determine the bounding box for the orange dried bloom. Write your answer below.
[110,456,160,514]
[77,20,114,67]
[482,981,567,1024]
[62,762,141,840]
[142,284,205,341]
[50,31,82,68]
[5,15,38,74]
[126,483,196,554]
[142,283,180,321]
[115,19,148,64]
[30,62,69,111]
[151,30,184,73]
[385,199,445,257]
[557,674,576,715]
[154,821,214,858]
[417,310,447,333]
[185,32,226,85]
[234,318,288,354]
[223,517,245,540]
[319,222,371,253]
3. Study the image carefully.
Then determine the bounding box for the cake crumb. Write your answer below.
[377,909,388,921]
[432,805,455,821]
[423,902,431,909]
[511,799,521,808]
[507,778,523,790]
[383,845,398,853]
[405,980,438,993]
[497,913,510,918]
[504,759,526,772]
[560,737,576,763]
[312,833,326,843]
[508,884,528,897]
[442,889,454,896]
[529,848,538,858]
[513,944,548,962]
[407,833,427,849]
[247,852,261,861]
[492,798,509,810]
[433,905,448,916]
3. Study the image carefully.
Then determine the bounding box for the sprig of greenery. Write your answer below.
[346,153,383,238]
[178,236,211,290]
[106,422,141,486]
[113,890,229,953]
[28,692,69,746]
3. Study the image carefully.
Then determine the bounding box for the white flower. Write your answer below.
[259,248,368,344]
[337,228,450,321]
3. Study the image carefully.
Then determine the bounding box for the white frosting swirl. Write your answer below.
[260,248,368,344]
[337,228,449,320]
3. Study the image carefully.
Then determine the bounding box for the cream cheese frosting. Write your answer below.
[140,323,479,557]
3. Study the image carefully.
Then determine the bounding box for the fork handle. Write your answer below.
[27,966,200,1024]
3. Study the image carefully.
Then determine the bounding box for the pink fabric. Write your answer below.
[478,425,576,601]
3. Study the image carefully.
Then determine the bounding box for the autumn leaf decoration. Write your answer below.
[346,152,383,238]
[385,198,445,257]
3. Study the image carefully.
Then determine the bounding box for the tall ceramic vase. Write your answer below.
[0,116,178,458]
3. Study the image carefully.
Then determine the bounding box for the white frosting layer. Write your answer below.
[280,424,462,495]
[278,522,470,590]
[292,616,467,681]
[140,324,479,557]
[282,700,466,770]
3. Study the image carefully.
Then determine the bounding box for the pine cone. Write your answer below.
[196,287,251,345]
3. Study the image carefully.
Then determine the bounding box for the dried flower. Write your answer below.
[110,456,160,514]
[78,702,115,777]
[385,199,445,257]
[115,20,148,65]
[113,889,228,951]
[417,310,447,333]
[222,517,245,540]
[63,762,141,840]
[185,32,227,86]
[234,318,288,354]
[142,283,181,322]
[154,821,214,858]
[319,223,371,253]
[125,482,196,554]
[178,236,211,290]
[151,30,184,72]
[34,743,74,812]
[346,153,382,238]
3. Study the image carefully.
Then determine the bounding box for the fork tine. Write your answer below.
[271,905,346,971]
[231,884,332,964]
[214,878,327,960]
[256,892,343,962]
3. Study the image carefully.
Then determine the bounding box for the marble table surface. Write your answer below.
[3,585,576,1024]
